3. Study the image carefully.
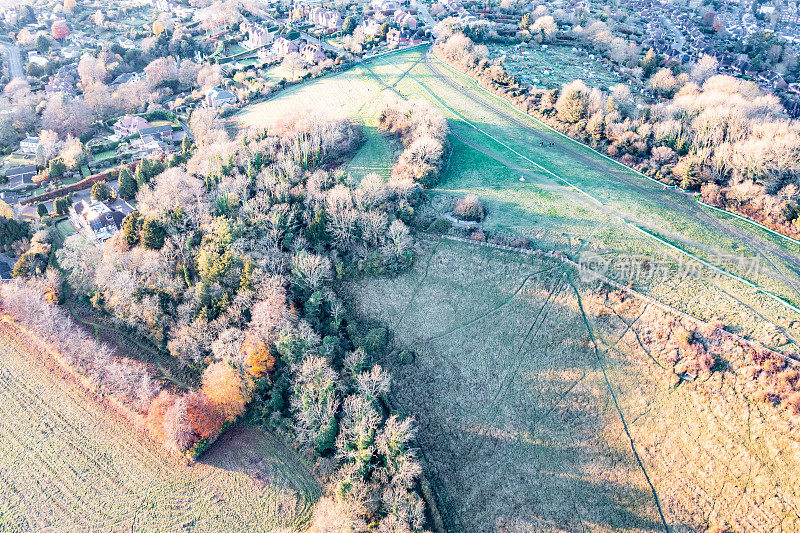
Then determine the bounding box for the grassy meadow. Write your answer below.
[239,48,800,350]
[236,48,800,531]
[345,237,800,532]
[0,324,319,532]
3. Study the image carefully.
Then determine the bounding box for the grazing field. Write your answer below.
[240,49,800,531]
[371,48,800,347]
[0,323,319,532]
[346,237,800,532]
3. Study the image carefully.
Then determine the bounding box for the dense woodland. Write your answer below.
[436,32,800,238]
[0,101,449,532]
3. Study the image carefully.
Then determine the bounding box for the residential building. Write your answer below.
[45,64,77,95]
[139,125,174,142]
[5,165,37,189]
[242,20,275,49]
[110,72,144,86]
[114,115,151,137]
[69,199,126,243]
[300,42,326,64]
[273,37,299,57]
[206,87,237,107]
[19,137,40,155]
[308,7,343,29]
[394,10,417,30]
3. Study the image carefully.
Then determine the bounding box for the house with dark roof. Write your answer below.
[139,124,174,142]
[206,87,237,108]
[45,64,77,95]
[69,199,126,243]
[5,165,37,189]
[110,72,144,86]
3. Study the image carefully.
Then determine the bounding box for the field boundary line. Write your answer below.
[429,51,800,248]
[695,199,800,247]
[568,278,670,533]
[440,235,800,368]
[378,52,800,318]
[628,224,800,316]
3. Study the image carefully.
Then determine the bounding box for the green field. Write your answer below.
[92,150,117,163]
[238,47,800,530]
[0,325,320,532]
[495,43,625,90]
[240,47,800,350]
[55,219,77,240]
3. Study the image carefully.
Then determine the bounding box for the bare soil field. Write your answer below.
[0,322,319,532]
[345,237,800,532]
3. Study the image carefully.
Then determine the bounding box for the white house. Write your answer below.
[114,115,151,137]
[273,37,300,57]
[19,136,40,154]
[206,87,237,108]
[69,199,126,243]
[242,20,275,49]
[308,7,342,30]
[300,42,326,64]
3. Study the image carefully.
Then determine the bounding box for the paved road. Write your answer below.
[411,0,438,37]
[661,16,685,51]
[1,41,23,79]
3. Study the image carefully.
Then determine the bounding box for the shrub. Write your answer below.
[427,217,451,234]
[452,194,485,221]
[361,327,389,356]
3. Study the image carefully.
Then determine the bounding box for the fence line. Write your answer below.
[441,234,800,367]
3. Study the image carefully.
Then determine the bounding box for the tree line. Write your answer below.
[7,104,449,531]
[436,32,800,238]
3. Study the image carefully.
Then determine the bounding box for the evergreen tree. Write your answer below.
[90,180,113,202]
[141,217,165,250]
[342,16,357,35]
[121,212,141,247]
[117,167,138,200]
[37,203,48,218]
[48,158,66,178]
[135,159,152,187]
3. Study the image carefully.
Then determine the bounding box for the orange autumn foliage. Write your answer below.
[201,361,251,423]
[242,336,276,379]
[184,391,224,440]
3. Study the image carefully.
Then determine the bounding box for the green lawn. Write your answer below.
[55,219,77,239]
[92,150,116,162]
[238,46,800,350]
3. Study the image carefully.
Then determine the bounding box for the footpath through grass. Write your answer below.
[346,237,800,532]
